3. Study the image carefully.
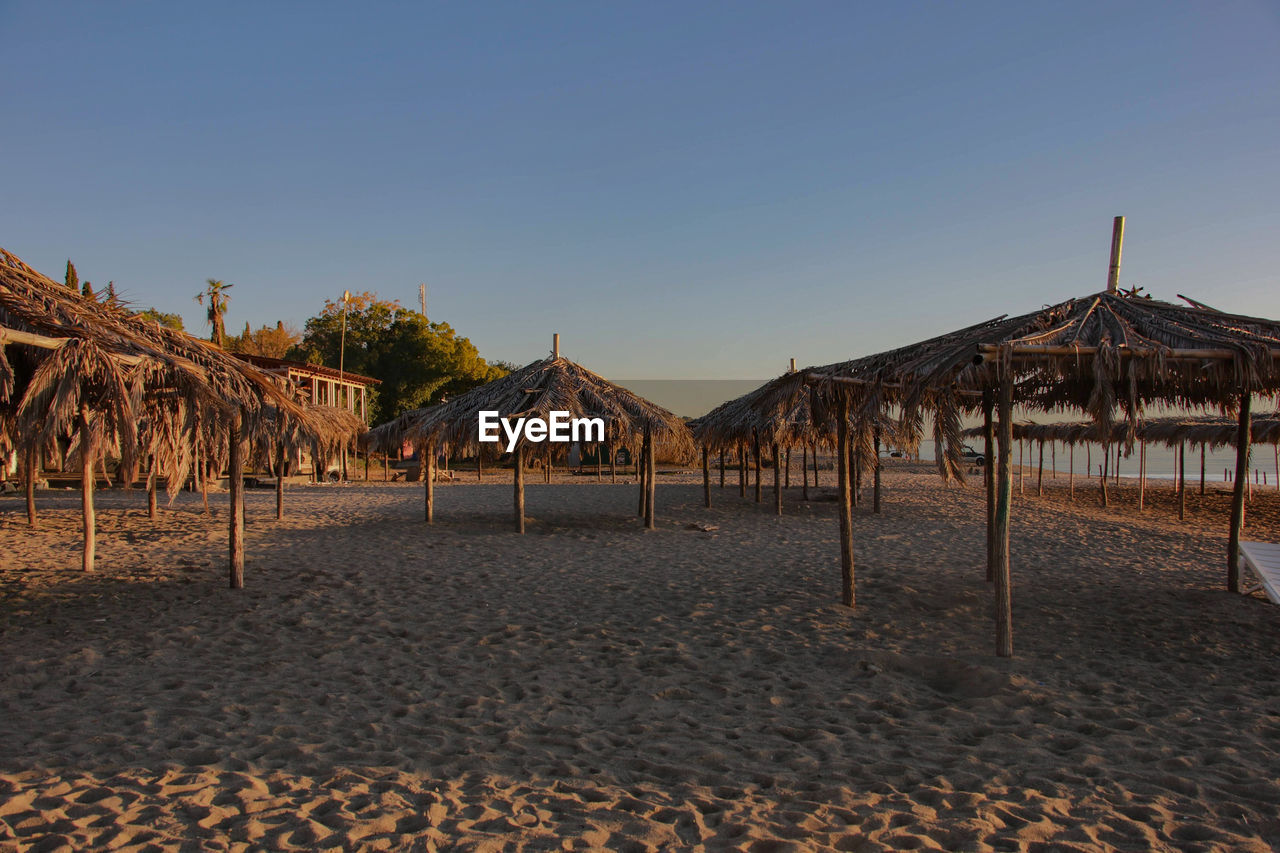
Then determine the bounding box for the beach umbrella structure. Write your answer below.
[0,247,330,586]
[799,255,1280,657]
[374,336,693,532]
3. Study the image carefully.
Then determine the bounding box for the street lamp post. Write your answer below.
[339,289,351,480]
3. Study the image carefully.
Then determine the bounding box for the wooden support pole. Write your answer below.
[147,454,158,520]
[229,408,245,589]
[719,449,725,489]
[1100,444,1109,508]
[993,377,1014,658]
[753,432,762,503]
[596,445,603,482]
[514,444,526,534]
[702,446,711,508]
[802,445,810,501]
[79,404,95,572]
[1178,442,1186,521]
[784,448,791,489]
[1115,443,1122,486]
[476,451,482,482]
[275,443,285,521]
[872,423,882,514]
[836,394,854,608]
[25,445,37,527]
[1200,442,1206,496]
[1051,441,1056,479]
[425,442,435,524]
[1228,393,1251,592]
[1139,440,1147,511]
[738,441,746,498]
[1018,439,1025,495]
[1106,214,1125,292]
[813,443,820,489]
[773,442,782,516]
[610,439,617,484]
[982,388,995,583]
[850,440,859,508]
[644,428,656,530]
[1036,440,1044,497]
[638,441,647,517]
[1069,444,1075,500]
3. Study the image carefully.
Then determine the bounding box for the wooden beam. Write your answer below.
[773,442,781,516]
[229,408,245,589]
[836,394,854,607]
[702,445,711,509]
[993,378,1014,658]
[79,403,95,572]
[514,444,526,534]
[982,388,995,583]
[977,344,1280,361]
[1228,394,1251,592]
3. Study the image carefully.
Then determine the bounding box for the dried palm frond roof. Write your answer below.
[693,373,818,450]
[1,246,307,423]
[390,353,693,458]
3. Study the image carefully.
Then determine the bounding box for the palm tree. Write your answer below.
[195,279,233,348]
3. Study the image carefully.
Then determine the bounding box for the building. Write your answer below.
[235,355,379,424]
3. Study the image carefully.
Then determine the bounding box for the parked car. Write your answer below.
[960,444,985,466]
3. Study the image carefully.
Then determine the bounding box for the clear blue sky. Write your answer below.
[3,1,1277,379]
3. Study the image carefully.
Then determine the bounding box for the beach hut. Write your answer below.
[0,247,323,587]
[379,336,692,532]
[809,273,1280,655]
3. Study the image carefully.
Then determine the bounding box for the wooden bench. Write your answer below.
[1239,541,1280,602]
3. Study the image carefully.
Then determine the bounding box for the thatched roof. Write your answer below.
[1,247,319,485]
[800,289,1280,480]
[382,353,693,459]
[692,373,818,451]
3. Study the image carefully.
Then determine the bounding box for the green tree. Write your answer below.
[195,279,233,347]
[291,293,507,422]
[135,308,185,331]
[81,279,96,301]
[65,260,79,292]
[226,320,302,358]
[105,281,118,305]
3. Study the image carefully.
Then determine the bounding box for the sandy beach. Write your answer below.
[3,463,1280,851]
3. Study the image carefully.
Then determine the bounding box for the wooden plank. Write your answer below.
[993,378,1014,658]
[1228,394,1252,592]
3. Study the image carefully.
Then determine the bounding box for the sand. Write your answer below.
[2,462,1280,851]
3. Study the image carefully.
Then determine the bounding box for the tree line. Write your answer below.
[66,261,509,426]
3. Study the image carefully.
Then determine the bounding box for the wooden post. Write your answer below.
[1018,438,1024,495]
[1036,440,1044,496]
[784,448,791,489]
[79,404,95,572]
[1115,443,1122,486]
[425,442,435,523]
[25,444,37,527]
[1106,215,1125,292]
[596,445,603,482]
[275,442,285,521]
[512,444,526,533]
[1138,440,1147,511]
[476,450,483,482]
[982,388,995,583]
[1178,442,1186,521]
[1069,444,1075,500]
[638,441,647,517]
[610,439,616,484]
[993,377,1014,658]
[1100,444,1109,508]
[146,453,158,520]
[753,432,762,503]
[1228,393,1251,592]
[702,445,711,508]
[836,393,854,607]
[229,408,245,589]
[719,449,725,488]
[850,439,859,508]
[644,427,656,530]
[773,442,782,516]
[813,443,820,488]
[801,445,810,501]
[341,447,348,482]
[738,441,746,498]
[1051,441,1056,479]
[1200,442,1206,496]
[872,423,882,514]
